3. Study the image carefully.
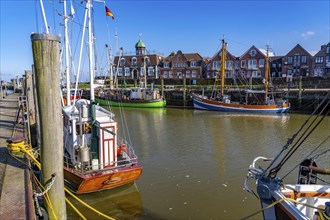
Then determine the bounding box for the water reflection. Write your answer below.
[92,107,329,219]
[66,182,143,220]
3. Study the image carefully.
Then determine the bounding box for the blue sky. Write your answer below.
[1,0,329,82]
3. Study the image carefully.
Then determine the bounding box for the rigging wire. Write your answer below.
[267,91,330,178]
[281,135,330,180]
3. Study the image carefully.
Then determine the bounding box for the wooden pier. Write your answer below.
[0,93,34,219]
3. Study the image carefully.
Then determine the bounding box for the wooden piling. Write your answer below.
[31,33,66,219]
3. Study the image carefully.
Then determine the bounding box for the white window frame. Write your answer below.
[259,59,264,67]
[190,61,197,67]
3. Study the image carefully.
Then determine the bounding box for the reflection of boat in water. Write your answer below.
[244,91,330,220]
[192,38,290,113]
[66,182,143,219]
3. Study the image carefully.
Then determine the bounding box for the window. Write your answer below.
[326,46,330,53]
[131,57,137,65]
[118,68,123,76]
[124,67,130,76]
[192,70,197,78]
[250,49,257,56]
[326,56,330,63]
[287,69,293,76]
[164,62,170,68]
[301,56,307,63]
[207,64,211,70]
[248,60,257,69]
[163,71,168,78]
[213,61,220,70]
[235,61,240,69]
[252,71,261,77]
[144,57,150,65]
[148,67,155,76]
[190,61,197,67]
[226,61,234,70]
[177,71,183,79]
[315,56,324,63]
[186,70,191,77]
[287,57,293,64]
[241,60,246,68]
[169,71,173,78]
[140,67,145,76]
[120,58,126,66]
[272,63,276,68]
[259,59,264,67]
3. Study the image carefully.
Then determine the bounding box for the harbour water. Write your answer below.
[67,108,330,220]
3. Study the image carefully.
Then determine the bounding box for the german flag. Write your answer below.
[105,6,114,20]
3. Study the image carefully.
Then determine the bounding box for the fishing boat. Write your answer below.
[95,48,166,108]
[96,87,166,108]
[244,91,330,219]
[192,39,290,113]
[62,0,142,194]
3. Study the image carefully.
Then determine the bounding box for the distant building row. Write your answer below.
[111,39,330,82]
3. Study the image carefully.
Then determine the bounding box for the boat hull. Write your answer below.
[192,95,290,113]
[95,97,166,108]
[64,165,142,194]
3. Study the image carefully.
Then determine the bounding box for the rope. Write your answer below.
[240,196,325,220]
[7,140,115,219]
[65,188,115,220]
[65,197,87,220]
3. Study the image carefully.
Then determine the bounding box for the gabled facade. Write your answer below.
[160,50,203,79]
[281,44,313,78]
[239,46,267,79]
[205,49,237,79]
[113,39,165,82]
[313,42,330,76]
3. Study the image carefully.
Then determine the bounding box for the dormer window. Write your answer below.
[120,58,125,66]
[132,57,137,65]
[250,49,257,56]
[164,62,170,68]
[190,61,197,67]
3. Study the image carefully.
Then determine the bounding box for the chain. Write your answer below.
[33,174,56,217]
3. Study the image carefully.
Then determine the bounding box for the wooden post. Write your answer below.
[299,76,302,111]
[161,78,164,97]
[183,77,186,107]
[31,33,66,219]
[32,65,41,149]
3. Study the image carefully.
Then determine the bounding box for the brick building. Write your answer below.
[313,42,330,76]
[160,50,203,80]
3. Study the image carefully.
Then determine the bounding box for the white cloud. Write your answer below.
[301,31,315,40]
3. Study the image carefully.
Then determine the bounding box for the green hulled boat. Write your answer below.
[95,87,166,108]
[95,96,166,108]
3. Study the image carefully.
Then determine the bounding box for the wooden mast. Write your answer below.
[221,38,226,96]
[265,45,270,103]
